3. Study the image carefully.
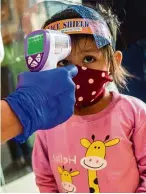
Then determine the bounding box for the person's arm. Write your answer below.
[1,100,22,143]
[2,65,77,144]
[32,131,58,193]
[132,117,146,192]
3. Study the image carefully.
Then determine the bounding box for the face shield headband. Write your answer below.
[45,18,113,49]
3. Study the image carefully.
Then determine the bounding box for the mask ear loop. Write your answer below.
[107,63,111,75]
[104,55,113,81]
[107,58,114,82]
[108,45,115,77]
[104,44,111,75]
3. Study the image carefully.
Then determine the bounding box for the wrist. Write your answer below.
[1,100,22,143]
[5,87,45,143]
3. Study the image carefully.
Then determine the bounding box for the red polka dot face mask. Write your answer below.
[73,65,113,109]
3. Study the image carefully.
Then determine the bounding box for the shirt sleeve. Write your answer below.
[132,119,146,193]
[32,131,59,193]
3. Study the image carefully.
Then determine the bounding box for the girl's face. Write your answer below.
[58,36,109,71]
[58,36,122,72]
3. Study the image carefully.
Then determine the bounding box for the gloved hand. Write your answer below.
[5,65,78,143]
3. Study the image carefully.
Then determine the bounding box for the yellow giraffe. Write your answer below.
[58,166,80,193]
[80,135,120,193]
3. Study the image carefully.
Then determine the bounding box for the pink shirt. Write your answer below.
[32,92,146,193]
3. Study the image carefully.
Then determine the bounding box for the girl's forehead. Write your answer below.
[71,36,98,52]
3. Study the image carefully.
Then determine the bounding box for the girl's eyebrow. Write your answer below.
[81,48,99,52]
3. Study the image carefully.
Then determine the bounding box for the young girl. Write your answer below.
[32,4,146,193]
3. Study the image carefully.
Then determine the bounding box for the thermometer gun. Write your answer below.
[24,29,71,72]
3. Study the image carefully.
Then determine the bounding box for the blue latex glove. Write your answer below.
[5,65,78,143]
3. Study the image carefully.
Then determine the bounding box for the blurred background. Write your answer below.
[1,0,146,192]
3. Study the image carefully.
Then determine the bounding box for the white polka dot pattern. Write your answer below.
[88,78,94,84]
[76,85,80,89]
[92,91,96,95]
[73,65,111,108]
[78,97,83,102]
[82,67,87,70]
[102,72,105,77]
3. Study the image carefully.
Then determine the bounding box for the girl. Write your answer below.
[32,4,146,193]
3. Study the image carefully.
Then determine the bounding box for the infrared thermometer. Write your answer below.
[24,29,71,72]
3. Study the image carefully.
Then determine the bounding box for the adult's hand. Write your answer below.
[3,65,78,143]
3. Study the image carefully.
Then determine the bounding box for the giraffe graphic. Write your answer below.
[58,166,80,193]
[80,135,120,193]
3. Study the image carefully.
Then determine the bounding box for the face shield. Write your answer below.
[14,0,114,68]
[44,5,113,49]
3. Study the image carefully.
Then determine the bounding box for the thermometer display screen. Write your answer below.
[27,33,44,55]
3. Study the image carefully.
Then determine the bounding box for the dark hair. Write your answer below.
[43,4,131,89]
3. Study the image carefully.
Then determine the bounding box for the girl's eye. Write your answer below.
[83,56,96,64]
[58,60,69,67]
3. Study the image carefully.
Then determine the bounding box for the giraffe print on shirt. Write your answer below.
[80,135,120,193]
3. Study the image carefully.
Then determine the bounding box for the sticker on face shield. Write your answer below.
[61,27,82,33]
